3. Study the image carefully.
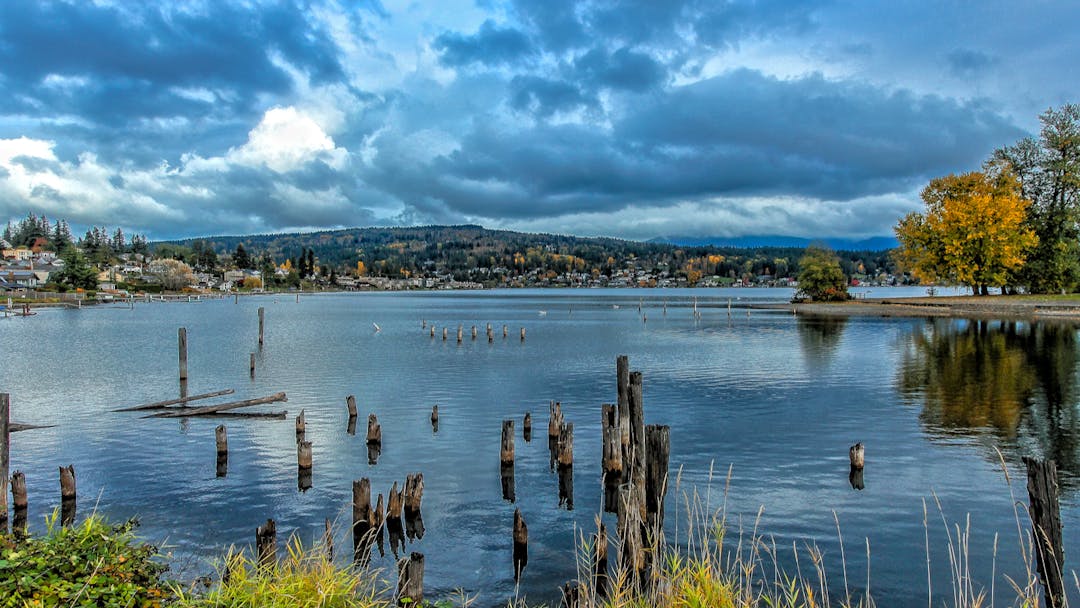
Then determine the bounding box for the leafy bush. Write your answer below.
[0,513,169,607]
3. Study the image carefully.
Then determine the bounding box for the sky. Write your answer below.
[0,0,1077,242]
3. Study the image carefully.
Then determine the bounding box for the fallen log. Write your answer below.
[10,423,57,432]
[143,392,287,419]
[114,389,235,412]
[193,411,288,420]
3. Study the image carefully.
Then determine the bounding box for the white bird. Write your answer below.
[538,310,547,316]
[373,322,381,332]
[612,304,620,309]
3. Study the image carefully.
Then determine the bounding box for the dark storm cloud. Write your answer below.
[369,68,1023,224]
[0,1,342,120]
[572,47,667,92]
[508,76,595,116]
[433,20,534,67]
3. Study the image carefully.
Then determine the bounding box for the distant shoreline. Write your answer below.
[762,295,1080,321]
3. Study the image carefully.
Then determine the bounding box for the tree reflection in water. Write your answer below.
[898,318,1080,486]
[796,314,849,370]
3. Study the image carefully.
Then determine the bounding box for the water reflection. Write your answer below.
[797,315,848,369]
[898,319,1080,484]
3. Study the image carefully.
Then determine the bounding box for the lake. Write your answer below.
[1,287,1077,607]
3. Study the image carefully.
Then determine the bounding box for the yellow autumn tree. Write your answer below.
[894,167,1036,295]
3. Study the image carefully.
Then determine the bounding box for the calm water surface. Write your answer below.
[1,287,1078,607]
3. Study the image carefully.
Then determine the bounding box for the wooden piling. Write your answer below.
[297,440,313,469]
[404,473,424,518]
[430,326,435,338]
[215,424,228,455]
[628,372,646,487]
[442,327,447,341]
[178,327,188,381]
[503,324,508,338]
[645,425,670,538]
[548,401,563,439]
[520,327,525,341]
[11,470,27,509]
[594,522,609,598]
[513,508,528,580]
[387,481,404,520]
[501,420,515,466]
[374,493,385,530]
[849,443,864,470]
[295,409,306,441]
[0,393,8,530]
[367,414,382,445]
[323,518,334,562]
[557,422,574,469]
[347,395,358,418]
[249,353,256,377]
[60,464,76,526]
[616,356,630,461]
[601,404,621,474]
[523,412,532,442]
[1025,457,1065,608]
[256,518,277,568]
[431,405,439,425]
[353,478,373,544]
[397,552,425,606]
[471,325,477,339]
[258,307,265,346]
[457,325,463,343]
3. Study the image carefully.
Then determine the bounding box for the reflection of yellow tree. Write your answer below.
[899,320,1033,437]
[898,320,1080,483]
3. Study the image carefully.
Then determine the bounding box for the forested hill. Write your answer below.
[164,224,898,282]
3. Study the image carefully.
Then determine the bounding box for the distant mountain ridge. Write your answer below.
[649,235,898,251]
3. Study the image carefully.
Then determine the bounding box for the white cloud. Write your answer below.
[227,106,348,173]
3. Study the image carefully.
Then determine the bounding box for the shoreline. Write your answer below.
[761,295,1080,321]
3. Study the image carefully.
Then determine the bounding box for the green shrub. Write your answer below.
[0,513,169,608]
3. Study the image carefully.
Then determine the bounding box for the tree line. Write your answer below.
[895,104,1080,295]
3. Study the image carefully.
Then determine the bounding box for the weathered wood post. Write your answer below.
[178,327,188,381]
[629,371,646,492]
[11,471,27,535]
[501,420,515,466]
[849,443,864,470]
[487,323,494,343]
[397,552,425,606]
[0,393,8,531]
[59,464,76,526]
[520,327,526,341]
[503,324,508,338]
[215,424,228,477]
[471,325,477,340]
[557,422,574,469]
[457,325,463,343]
[523,412,532,442]
[513,508,528,580]
[645,424,670,575]
[618,485,644,587]
[256,518,277,568]
[295,409,306,442]
[347,395,358,418]
[297,440,313,469]
[594,522,610,597]
[431,405,439,432]
[548,401,563,440]
[367,414,382,445]
[430,326,435,338]
[258,307,265,346]
[442,327,448,341]
[216,424,228,455]
[616,356,630,467]
[323,518,334,562]
[1025,457,1065,608]
[353,478,373,562]
[404,473,424,519]
[601,403,621,475]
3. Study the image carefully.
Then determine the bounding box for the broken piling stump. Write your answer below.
[523,412,532,442]
[250,353,256,377]
[11,470,27,535]
[258,307,265,346]
[501,419,515,466]
[1025,457,1065,608]
[347,395,358,418]
[353,478,373,562]
[397,552,425,606]
[178,327,188,381]
[256,518,277,568]
[59,464,76,526]
[404,473,424,519]
[849,443,864,470]
[367,414,382,445]
[295,409,306,441]
[513,508,528,580]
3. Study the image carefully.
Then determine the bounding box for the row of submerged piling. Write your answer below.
[422,319,527,343]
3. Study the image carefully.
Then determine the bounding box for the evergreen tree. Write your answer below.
[234,243,251,269]
[54,247,98,291]
[112,228,126,253]
[52,220,72,251]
